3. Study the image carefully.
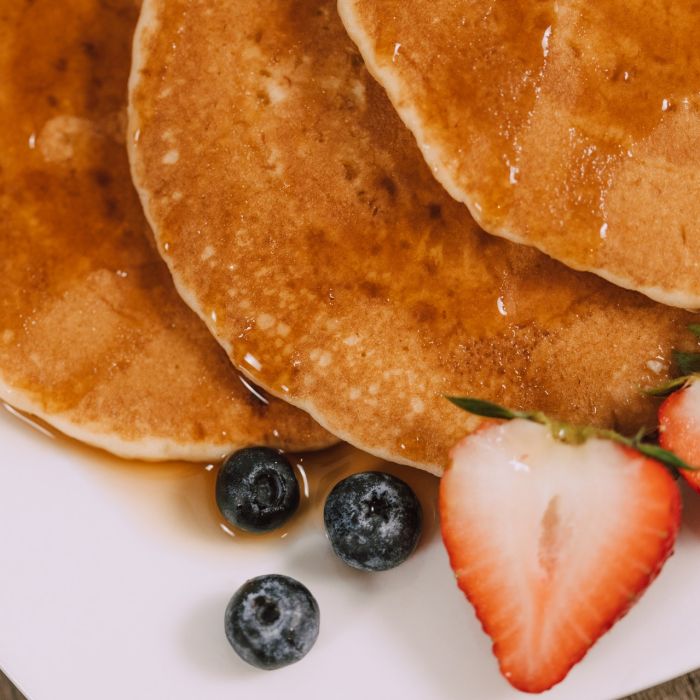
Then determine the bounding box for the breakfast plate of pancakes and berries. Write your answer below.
[3,1,700,699]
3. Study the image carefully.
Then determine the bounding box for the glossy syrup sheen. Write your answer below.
[340,0,700,307]
[0,0,332,457]
[129,0,693,472]
[2,402,439,548]
[0,0,150,410]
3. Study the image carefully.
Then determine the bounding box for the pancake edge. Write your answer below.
[0,370,339,460]
[0,373,225,461]
[336,0,700,312]
[126,0,442,474]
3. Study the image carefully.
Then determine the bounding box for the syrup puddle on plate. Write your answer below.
[1,401,440,551]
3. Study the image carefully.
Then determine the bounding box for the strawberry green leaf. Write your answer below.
[446,397,535,422]
[674,350,700,376]
[645,325,700,396]
[446,396,698,474]
[633,442,698,472]
[644,376,690,398]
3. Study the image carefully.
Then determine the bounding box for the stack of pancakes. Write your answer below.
[3,0,698,474]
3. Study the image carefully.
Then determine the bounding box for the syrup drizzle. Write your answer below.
[1,402,440,549]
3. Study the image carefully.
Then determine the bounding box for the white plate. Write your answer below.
[1,404,699,700]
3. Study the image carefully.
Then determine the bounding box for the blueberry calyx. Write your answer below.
[225,574,320,670]
[324,471,422,572]
[216,447,300,533]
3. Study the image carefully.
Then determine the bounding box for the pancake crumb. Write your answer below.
[162,149,180,165]
[257,313,276,331]
[38,115,96,163]
[411,398,425,414]
[318,352,332,368]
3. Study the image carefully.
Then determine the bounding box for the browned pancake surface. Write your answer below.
[129,0,693,473]
[339,0,700,308]
[0,0,333,459]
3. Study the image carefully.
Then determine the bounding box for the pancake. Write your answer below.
[128,0,694,474]
[0,0,334,460]
[338,0,700,309]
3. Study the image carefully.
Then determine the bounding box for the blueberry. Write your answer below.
[225,574,320,670]
[216,448,300,533]
[324,471,422,571]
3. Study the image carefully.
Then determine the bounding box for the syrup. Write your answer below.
[0,0,329,454]
[1,402,440,549]
[130,0,693,476]
[359,0,700,294]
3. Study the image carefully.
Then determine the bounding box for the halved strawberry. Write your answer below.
[659,380,700,493]
[440,418,681,694]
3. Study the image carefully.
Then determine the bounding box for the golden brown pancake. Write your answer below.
[0,0,334,460]
[129,0,694,473]
[339,0,700,309]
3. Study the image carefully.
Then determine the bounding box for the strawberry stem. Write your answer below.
[447,396,698,473]
[644,376,691,398]
[446,397,540,422]
[646,325,700,396]
[674,351,700,376]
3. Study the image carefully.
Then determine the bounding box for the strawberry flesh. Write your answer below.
[440,419,681,693]
[659,380,700,493]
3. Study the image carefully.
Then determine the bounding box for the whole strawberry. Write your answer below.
[659,382,700,492]
[651,324,700,492]
[645,324,700,492]
[441,398,684,694]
